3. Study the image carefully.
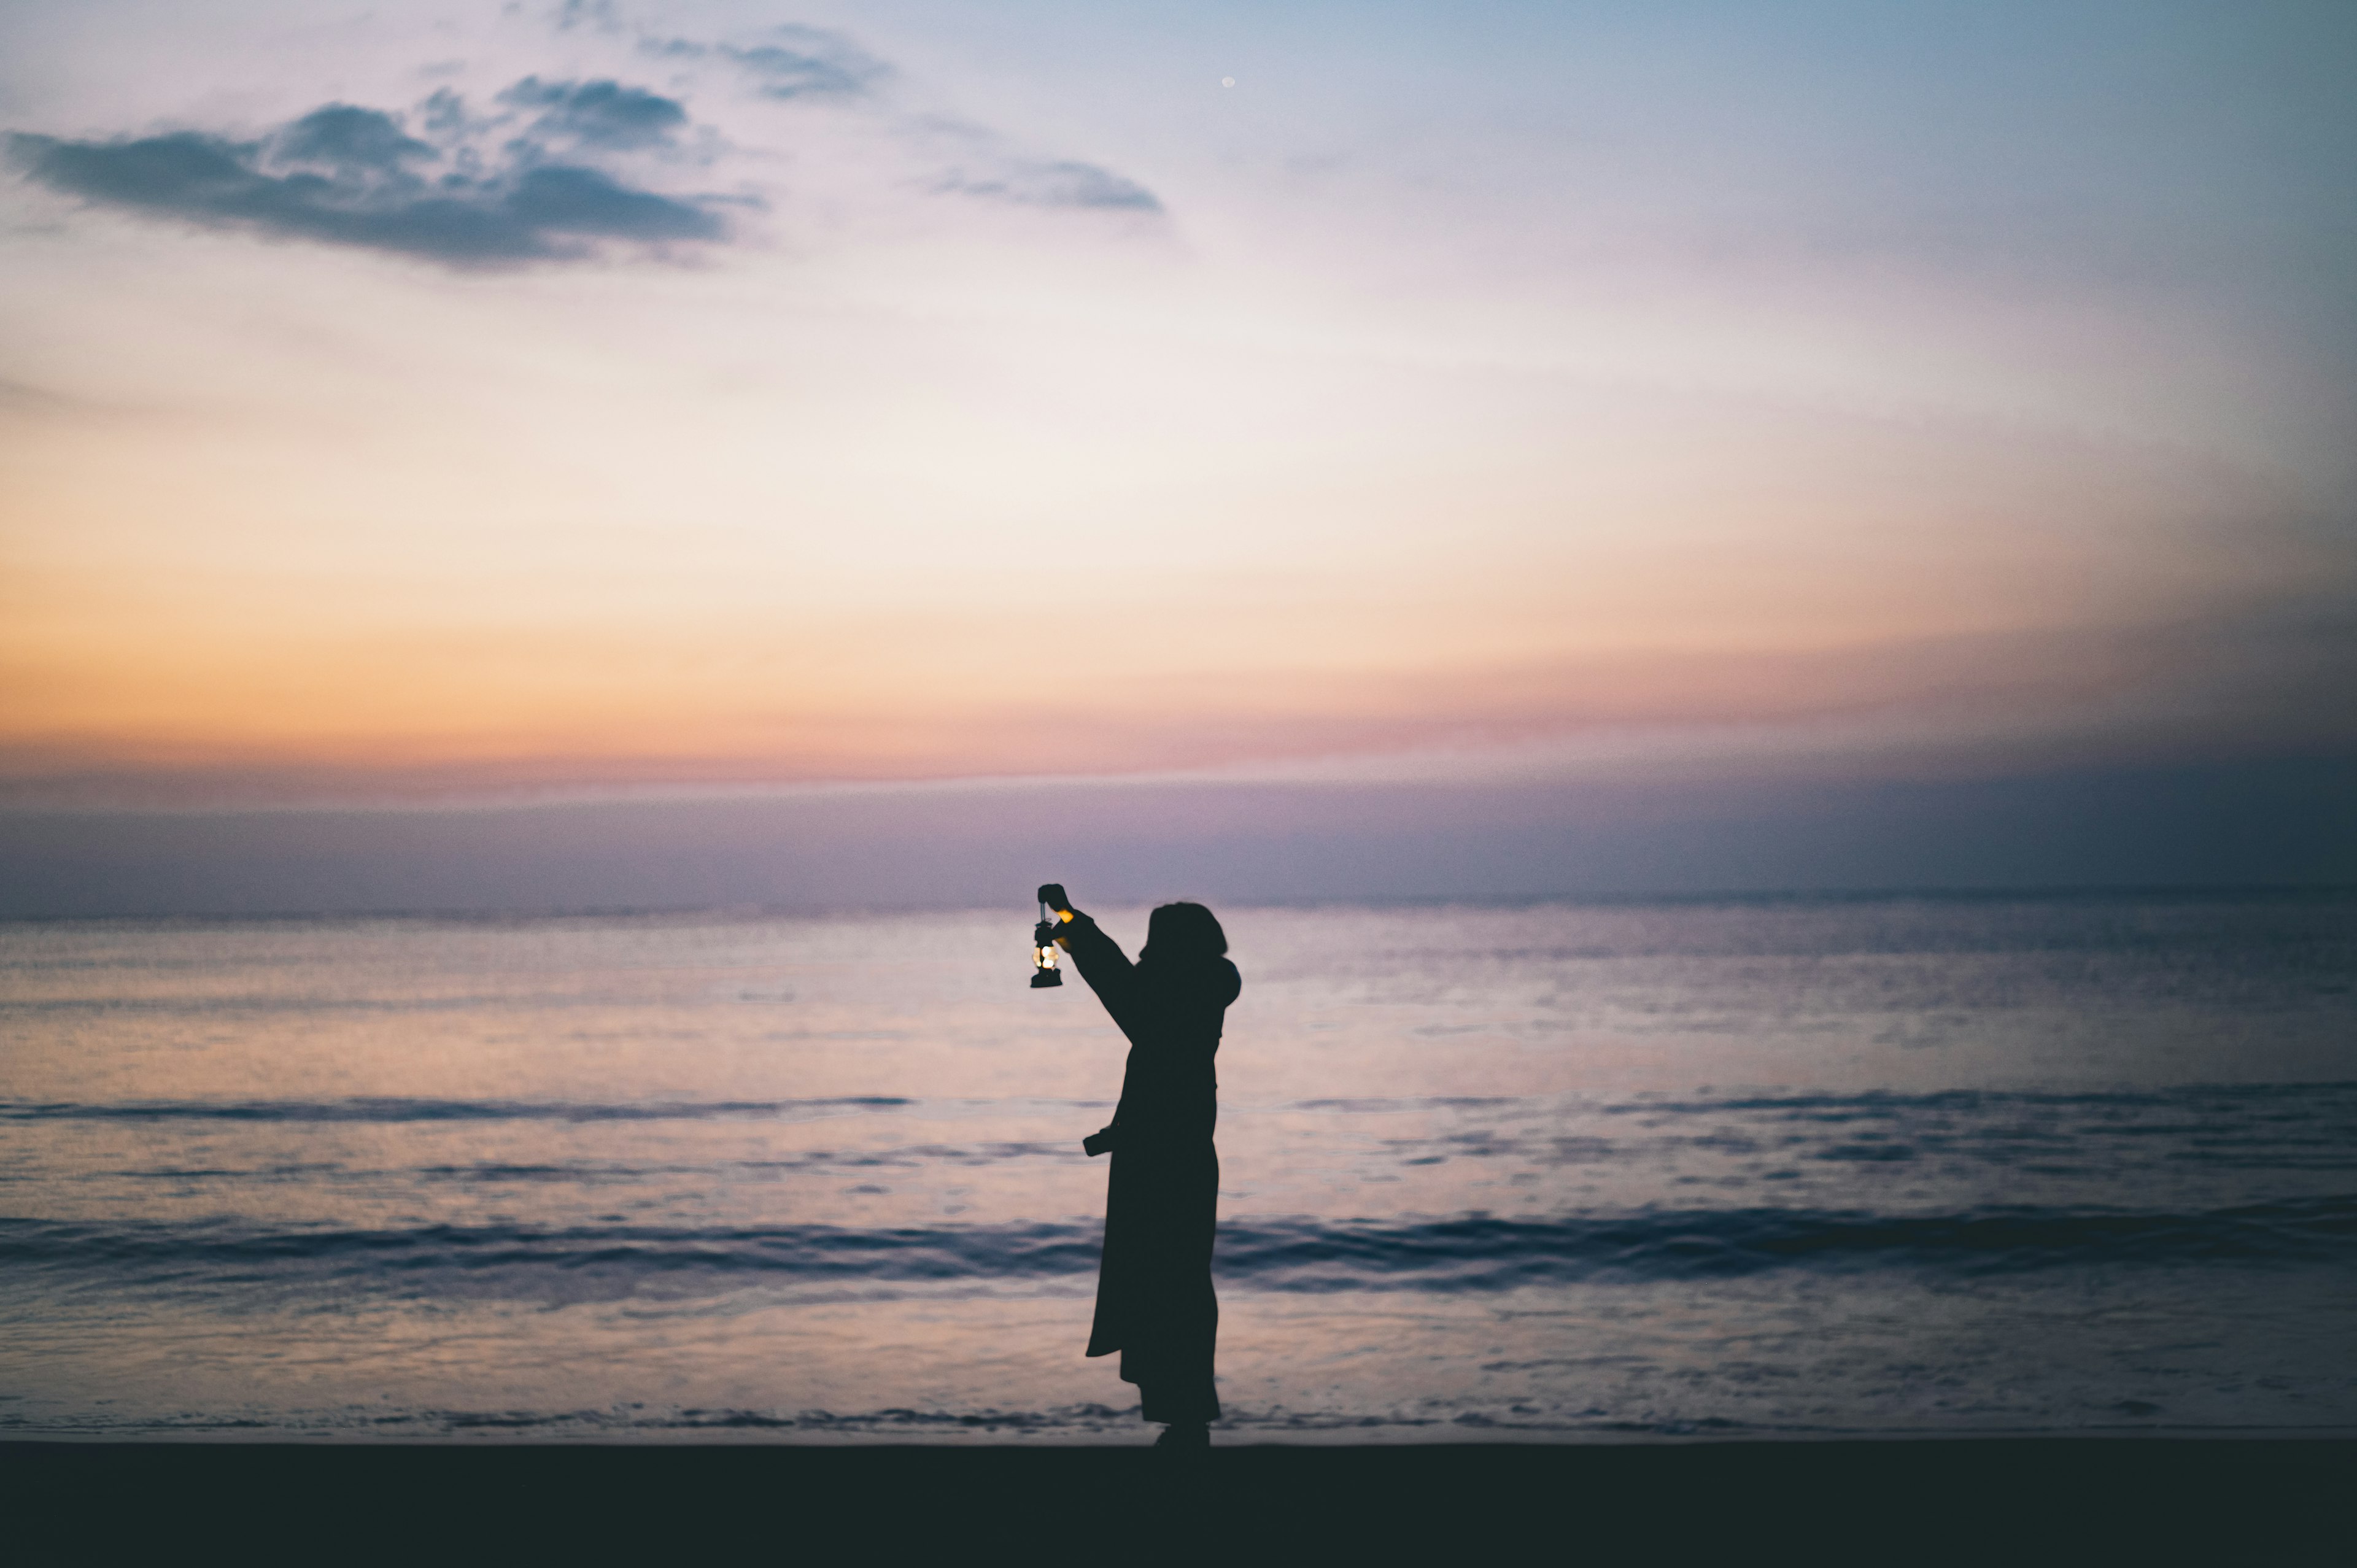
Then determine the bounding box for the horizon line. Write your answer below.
[7,881,2353,925]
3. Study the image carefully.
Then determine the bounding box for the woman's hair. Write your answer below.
[1140,901,1227,968]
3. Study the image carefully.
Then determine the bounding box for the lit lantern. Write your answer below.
[1032,886,1070,986]
[1031,884,1072,989]
[1031,916,1064,988]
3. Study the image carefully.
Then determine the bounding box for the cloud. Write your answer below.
[273,104,438,171]
[8,95,724,267]
[7,22,1161,265]
[554,0,621,33]
[905,113,1162,213]
[935,157,1163,213]
[645,26,888,100]
[500,77,688,150]
[640,23,1162,213]
[0,378,88,417]
[500,163,718,239]
[692,26,1164,215]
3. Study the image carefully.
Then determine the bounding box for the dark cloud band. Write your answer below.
[8,98,724,268]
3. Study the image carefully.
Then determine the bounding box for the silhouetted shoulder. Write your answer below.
[1158,957,1236,1010]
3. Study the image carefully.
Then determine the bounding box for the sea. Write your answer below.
[2,892,2353,1443]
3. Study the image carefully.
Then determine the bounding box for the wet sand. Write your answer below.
[4,1438,2345,1558]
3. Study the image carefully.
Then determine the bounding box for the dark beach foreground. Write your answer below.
[4,1439,2345,1561]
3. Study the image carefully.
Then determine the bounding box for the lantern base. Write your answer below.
[1030,968,1063,988]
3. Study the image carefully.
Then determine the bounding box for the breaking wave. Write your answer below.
[6,1196,2348,1304]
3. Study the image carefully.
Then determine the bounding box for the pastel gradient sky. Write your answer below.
[3,1,2354,834]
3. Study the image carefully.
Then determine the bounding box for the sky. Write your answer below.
[2,1,2353,910]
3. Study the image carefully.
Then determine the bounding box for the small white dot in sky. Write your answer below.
[1221,77,1235,87]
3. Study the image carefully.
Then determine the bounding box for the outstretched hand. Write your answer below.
[1037,883,1070,913]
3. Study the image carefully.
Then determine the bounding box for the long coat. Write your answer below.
[1061,909,1239,1424]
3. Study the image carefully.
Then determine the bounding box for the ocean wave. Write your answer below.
[10,1080,2354,1127]
[1214,1198,2357,1288]
[5,1197,2348,1302]
[0,1097,913,1124]
[1601,1083,2357,1118]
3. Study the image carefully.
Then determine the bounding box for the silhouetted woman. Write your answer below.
[1042,884,1237,1447]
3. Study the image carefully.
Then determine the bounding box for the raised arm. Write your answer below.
[1040,884,1144,1037]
